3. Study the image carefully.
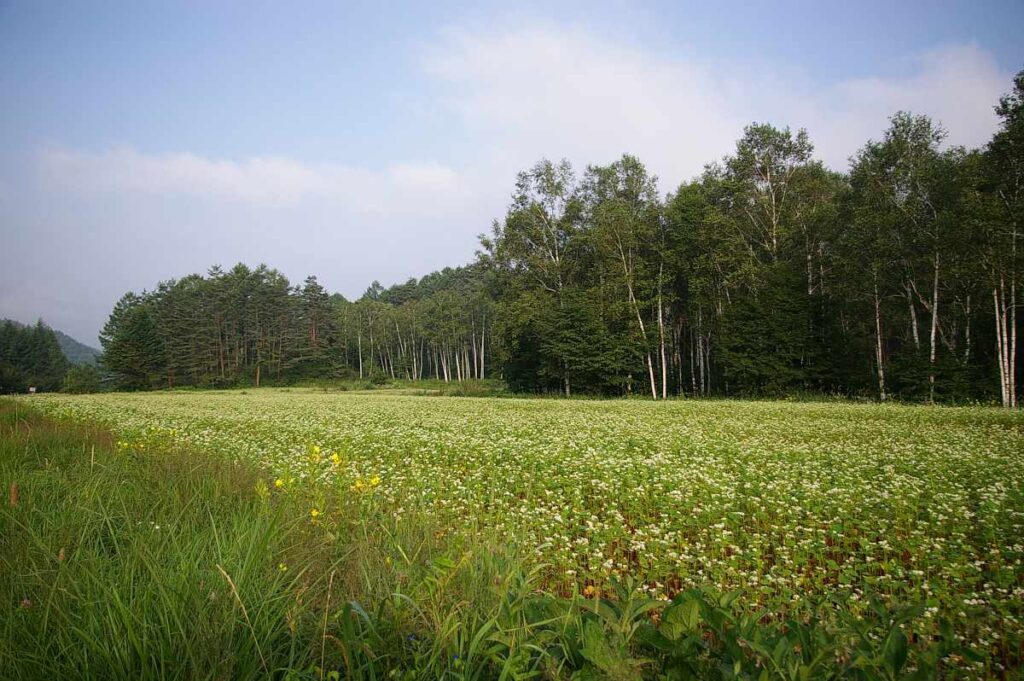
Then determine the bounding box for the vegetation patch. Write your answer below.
[8,391,1022,677]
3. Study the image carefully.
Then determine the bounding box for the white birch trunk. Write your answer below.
[929,252,940,403]
[357,328,363,379]
[658,293,667,399]
[479,319,486,379]
[689,326,698,395]
[907,283,921,351]
[995,286,1009,407]
[1012,273,1018,408]
[874,281,887,402]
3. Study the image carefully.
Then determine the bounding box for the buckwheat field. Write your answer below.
[26,390,1024,660]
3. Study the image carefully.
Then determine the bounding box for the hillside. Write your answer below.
[2,319,100,365]
[53,328,100,365]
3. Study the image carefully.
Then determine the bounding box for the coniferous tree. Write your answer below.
[100,293,165,390]
[0,320,68,392]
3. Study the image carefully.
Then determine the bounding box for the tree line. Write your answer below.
[0,320,68,393]
[100,264,492,390]
[1,320,104,394]
[100,71,1022,406]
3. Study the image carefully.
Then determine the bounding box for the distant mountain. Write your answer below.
[53,329,101,365]
[2,319,101,365]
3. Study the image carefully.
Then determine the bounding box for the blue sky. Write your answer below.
[1,0,1022,344]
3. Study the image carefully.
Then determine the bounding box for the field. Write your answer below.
[6,390,1024,678]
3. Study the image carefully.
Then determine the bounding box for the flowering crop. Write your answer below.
[26,390,1024,661]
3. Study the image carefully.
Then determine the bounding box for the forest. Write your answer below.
[96,71,1022,406]
[0,320,68,393]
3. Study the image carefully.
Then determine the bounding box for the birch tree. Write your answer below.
[584,155,662,399]
[482,159,582,395]
[984,70,1023,407]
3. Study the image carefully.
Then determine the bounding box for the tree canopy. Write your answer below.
[96,70,1024,406]
[0,320,69,393]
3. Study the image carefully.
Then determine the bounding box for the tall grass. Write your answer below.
[0,400,567,679]
[1,401,332,678]
[0,401,992,679]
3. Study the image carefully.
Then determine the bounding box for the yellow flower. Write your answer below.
[278,562,288,572]
[274,478,285,488]
[312,445,321,455]
[331,452,342,466]
[310,508,321,519]
[369,475,381,487]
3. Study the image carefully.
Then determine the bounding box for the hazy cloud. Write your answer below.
[426,26,1009,184]
[36,29,1011,213]
[811,44,1008,166]
[37,148,469,216]
[425,25,747,187]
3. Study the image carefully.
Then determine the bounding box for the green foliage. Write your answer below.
[0,319,69,392]
[99,293,165,390]
[62,364,102,393]
[96,262,496,391]
[717,264,813,394]
[1,319,99,366]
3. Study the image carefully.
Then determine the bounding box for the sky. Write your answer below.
[1,1,1022,346]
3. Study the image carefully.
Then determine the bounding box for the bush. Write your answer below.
[63,364,102,393]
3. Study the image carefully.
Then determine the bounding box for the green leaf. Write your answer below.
[579,620,644,681]
[894,603,925,625]
[883,628,908,674]
[719,589,743,609]
[661,599,702,641]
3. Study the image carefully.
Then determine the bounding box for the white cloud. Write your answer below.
[424,25,1011,187]
[389,161,462,197]
[811,44,1009,167]
[37,147,470,216]
[35,32,1010,213]
[425,25,747,187]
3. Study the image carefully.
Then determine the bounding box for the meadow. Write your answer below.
[3,390,1023,679]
